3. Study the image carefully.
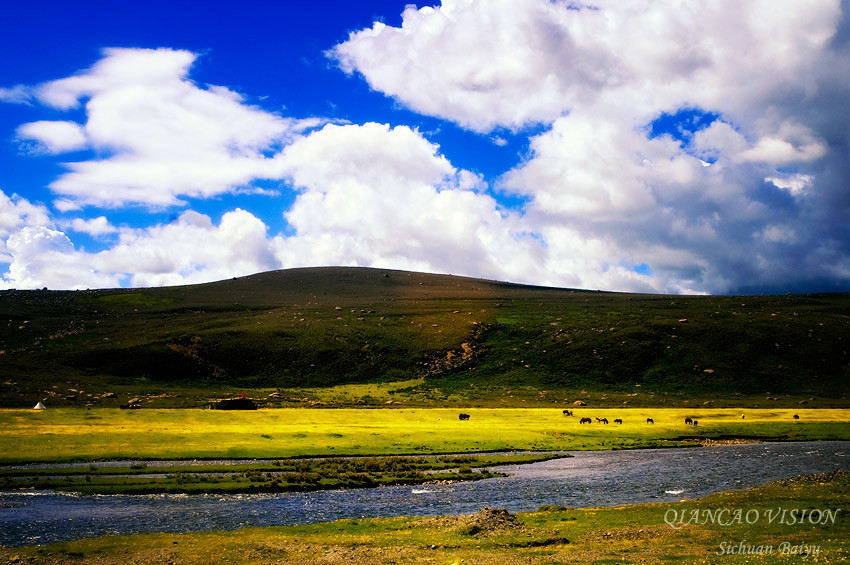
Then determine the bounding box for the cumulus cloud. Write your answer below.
[0,122,546,290]
[0,191,50,238]
[0,190,282,289]
[0,191,118,289]
[274,122,545,282]
[333,1,842,132]
[332,0,850,293]
[18,48,321,208]
[738,134,827,165]
[1,123,547,289]
[3,226,122,290]
[331,0,615,132]
[3,3,849,294]
[0,191,51,266]
[96,209,280,287]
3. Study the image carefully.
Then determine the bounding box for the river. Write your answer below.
[1,440,848,547]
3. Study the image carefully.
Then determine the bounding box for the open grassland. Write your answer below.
[2,471,847,564]
[2,267,849,408]
[1,408,848,464]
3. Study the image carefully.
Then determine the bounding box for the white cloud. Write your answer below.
[16,120,88,154]
[2,226,121,290]
[331,0,614,132]
[332,1,842,132]
[0,190,120,289]
[96,209,279,287]
[66,216,117,236]
[0,191,50,238]
[0,191,52,266]
[35,48,197,110]
[19,48,321,208]
[0,85,33,105]
[690,121,749,163]
[502,114,660,218]
[738,137,827,165]
[2,124,548,290]
[0,194,282,290]
[765,174,814,195]
[331,0,850,293]
[274,122,545,283]
[2,3,849,294]
[500,110,828,292]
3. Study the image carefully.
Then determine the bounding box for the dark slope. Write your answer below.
[1,266,848,406]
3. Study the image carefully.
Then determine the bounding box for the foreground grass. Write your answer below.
[1,408,848,464]
[2,471,848,564]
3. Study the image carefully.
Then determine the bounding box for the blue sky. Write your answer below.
[1,1,849,294]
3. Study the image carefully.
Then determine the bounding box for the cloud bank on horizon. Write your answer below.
[1,0,849,294]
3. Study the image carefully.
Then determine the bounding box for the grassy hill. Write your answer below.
[1,267,848,407]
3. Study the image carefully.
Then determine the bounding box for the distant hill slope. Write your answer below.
[1,266,848,406]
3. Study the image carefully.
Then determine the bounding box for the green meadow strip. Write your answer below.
[0,453,569,495]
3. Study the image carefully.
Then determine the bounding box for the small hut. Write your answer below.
[211,392,257,410]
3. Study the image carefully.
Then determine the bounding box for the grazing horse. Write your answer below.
[458,413,470,421]
[692,420,698,426]
[614,418,622,425]
[563,409,573,416]
[646,418,654,424]
[793,414,800,420]
[741,414,745,419]
[580,417,592,424]
[600,417,609,424]
[684,417,693,425]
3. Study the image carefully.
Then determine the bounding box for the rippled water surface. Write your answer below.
[1,440,847,546]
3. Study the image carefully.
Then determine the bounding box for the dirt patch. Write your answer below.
[415,507,522,536]
[456,507,521,536]
[583,523,667,542]
[700,438,762,446]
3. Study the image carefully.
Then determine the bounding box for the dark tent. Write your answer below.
[211,394,257,410]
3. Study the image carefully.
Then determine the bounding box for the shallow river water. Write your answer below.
[1,440,848,547]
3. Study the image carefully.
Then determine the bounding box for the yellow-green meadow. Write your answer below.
[2,407,848,464]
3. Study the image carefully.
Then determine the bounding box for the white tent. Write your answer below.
[33,401,46,410]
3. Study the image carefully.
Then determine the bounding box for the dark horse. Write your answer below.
[646,418,654,424]
[580,417,592,424]
[458,413,470,421]
[563,409,573,416]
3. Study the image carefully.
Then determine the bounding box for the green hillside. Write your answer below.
[1,267,848,407]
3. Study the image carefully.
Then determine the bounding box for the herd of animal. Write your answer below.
[568,410,657,425]
[456,411,802,423]
[577,417,624,424]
